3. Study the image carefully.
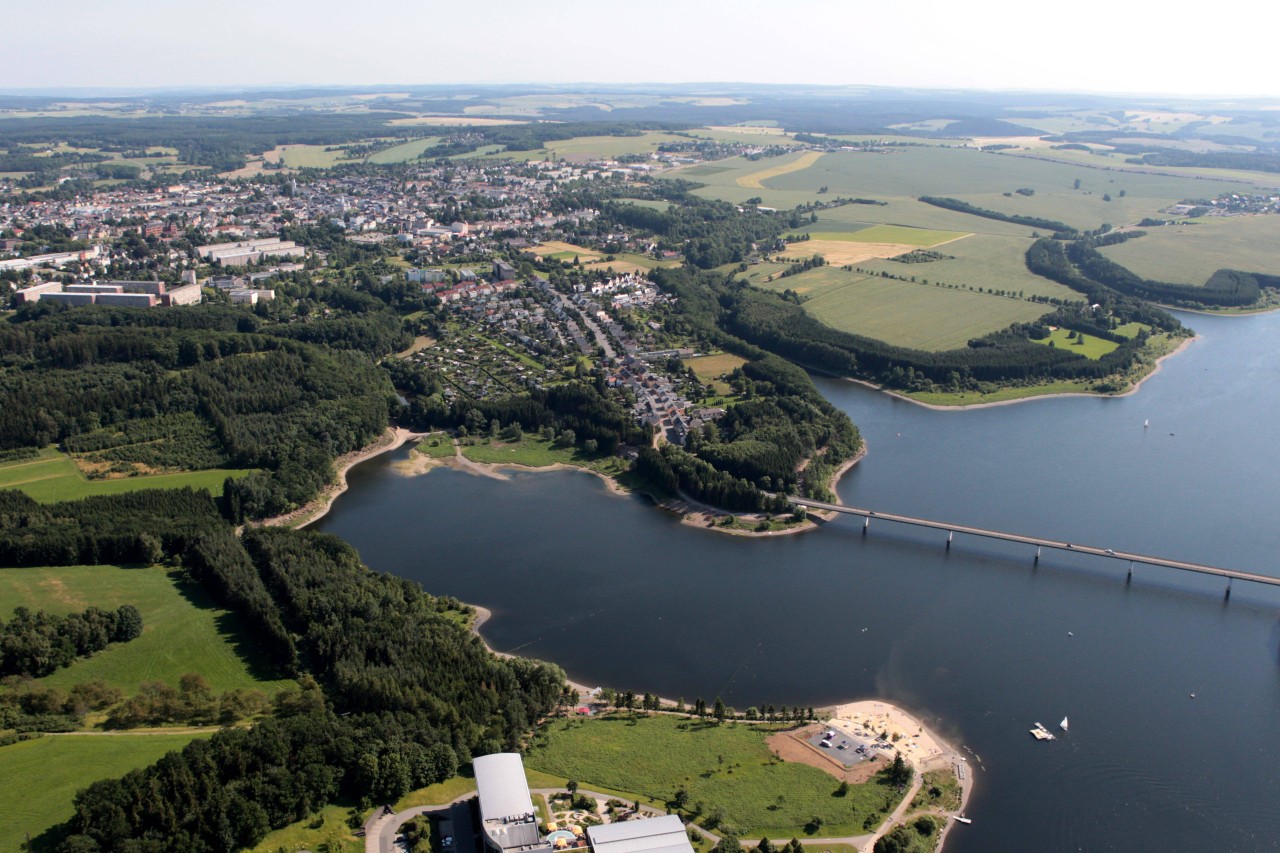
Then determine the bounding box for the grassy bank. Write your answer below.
[0,447,253,503]
[526,714,904,838]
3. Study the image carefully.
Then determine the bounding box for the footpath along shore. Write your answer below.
[469,606,973,852]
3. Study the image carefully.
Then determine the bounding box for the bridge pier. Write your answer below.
[946,530,953,551]
[1127,561,1133,584]
[863,516,869,535]
[1034,546,1041,564]
[1225,577,1233,601]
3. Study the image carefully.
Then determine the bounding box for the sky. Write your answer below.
[2,0,1278,99]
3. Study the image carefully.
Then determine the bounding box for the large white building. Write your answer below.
[197,238,305,267]
[586,816,695,853]
[474,754,546,853]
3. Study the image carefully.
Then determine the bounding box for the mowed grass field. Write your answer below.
[0,733,208,853]
[1098,216,1280,285]
[736,151,825,189]
[683,353,747,395]
[1031,329,1121,359]
[545,132,690,162]
[526,714,900,838]
[0,448,253,503]
[780,267,1052,350]
[0,564,293,697]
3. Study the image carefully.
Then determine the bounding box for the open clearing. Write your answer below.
[0,733,207,852]
[526,714,901,838]
[736,151,825,189]
[545,132,689,162]
[0,564,292,697]
[1031,329,1120,359]
[785,268,1052,350]
[1098,216,1280,285]
[0,447,252,503]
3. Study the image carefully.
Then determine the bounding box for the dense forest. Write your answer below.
[918,196,1075,234]
[0,305,398,520]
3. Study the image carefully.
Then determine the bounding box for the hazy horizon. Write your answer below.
[2,0,1277,100]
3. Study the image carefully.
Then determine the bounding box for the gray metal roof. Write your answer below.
[587,816,694,853]
[474,753,535,823]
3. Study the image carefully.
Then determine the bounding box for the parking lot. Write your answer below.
[806,726,890,768]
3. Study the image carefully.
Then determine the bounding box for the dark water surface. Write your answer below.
[317,310,1280,852]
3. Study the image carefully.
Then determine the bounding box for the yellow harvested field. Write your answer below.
[583,261,650,275]
[736,151,825,189]
[779,240,914,266]
[707,125,786,135]
[533,241,603,260]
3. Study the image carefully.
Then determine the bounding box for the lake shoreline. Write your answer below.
[472,605,971,851]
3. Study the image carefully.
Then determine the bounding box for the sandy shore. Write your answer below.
[828,700,974,848]
[847,334,1198,412]
[254,427,424,529]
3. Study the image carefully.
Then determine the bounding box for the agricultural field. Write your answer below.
[365,136,444,164]
[810,223,968,247]
[854,233,1080,301]
[531,241,604,262]
[0,564,293,698]
[735,151,825,189]
[1030,328,1121,359]
[783,268,1052,350]
[677,146,1265,233]
[0,447,252,504]
[268,143,348,169]
[0,733,208,853]
[1098,216,1280,285]
[545,132,690,162]
[525,714,902,838]
[683,353,747,396]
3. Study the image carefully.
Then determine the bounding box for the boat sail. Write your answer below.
[1059,716,1069,732]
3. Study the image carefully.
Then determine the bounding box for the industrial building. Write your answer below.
[197,238,305,266]
[585,816,695,853]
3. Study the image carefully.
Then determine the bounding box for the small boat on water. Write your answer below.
[1059,716,1069,732]
[1030,722,1056,741]
[1144,419,1150,429]
[953,816,973,825]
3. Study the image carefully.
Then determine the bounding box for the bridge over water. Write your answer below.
[789,498,1280,599]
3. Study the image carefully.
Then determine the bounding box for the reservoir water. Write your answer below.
[316,310,1280,852]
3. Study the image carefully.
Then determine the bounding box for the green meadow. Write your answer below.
[1031,329,1121,359]
[0,564,293,698]
[1098,216,1280,285]
[0,447,252,503]
[761,265,1052,351]
[526,714,902,838]
[0,733,207,853]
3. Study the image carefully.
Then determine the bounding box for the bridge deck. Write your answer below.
[790,498,1280,588]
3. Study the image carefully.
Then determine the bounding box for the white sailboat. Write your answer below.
[1059,716,1069,732]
